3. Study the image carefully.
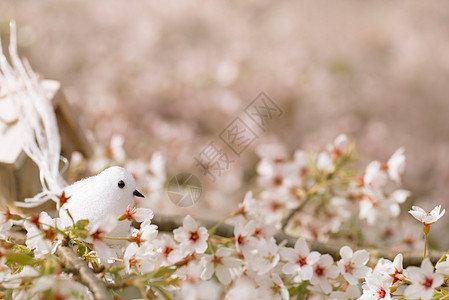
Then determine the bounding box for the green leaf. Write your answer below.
[11,244,33,255]
[288,281,309,299]
[76,243,89,256]
[296,280,309,300]
[4,289,13,300]
[5,252,39,266]
[75,219,90,230]
[152,266,177,278]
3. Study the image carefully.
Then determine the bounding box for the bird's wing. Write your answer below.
[62,175,99,221]
[64,176,94,197]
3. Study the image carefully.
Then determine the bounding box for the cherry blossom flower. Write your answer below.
[436,254,449,275]
[255,273,289,300]
[225,274,258,300]
[386,147,405,184]
[109,134,126,163]
[174,255,204,281]
[234,220,257,254]
[408,205,446,225]
[251,218,278,239]
[280,238,320,281]
[256,158,282,188]
[360,270,393,300]
[337,246,370,285]
[87,214,119,262]
[2,265,40,289]
[1,207,22,223]
[173,215,209,255]
[24,212,61,258]
[127,220,158,247]
[153,233,179,265]
[256,146,308,198]
[374,254,404,285]
[259,188,298,227]
[245,237,280,275]
[200,247,242,284]
[359,189,410,225]
[404,257,443,300]
[316,151,333,172]
[0,217,12,240]
[57,190,71,207]
[363,161,388,192]
[118,205,154,222]
[310,254,340,294]
[2,266,40,299]
[236,191,261,219]
[124,242,158,274]
[327,134,350,161]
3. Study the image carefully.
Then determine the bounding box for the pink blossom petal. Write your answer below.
[216,247,231,257]
[352,250,369,266]
[280,247,296,261]
[216,265,232,285]
[134,208,153,222]
[299,265,313,280]
[339,246,353,260]
[294,238,310,256]
[200,261,215,280]
[282,262,299,275]
[222,256,242,269]
[307,251,321,265]
[183,215,198,232]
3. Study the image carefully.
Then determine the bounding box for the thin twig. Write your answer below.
[56,243,111,300]
[281,195,312,231]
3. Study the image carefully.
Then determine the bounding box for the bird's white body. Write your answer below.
[60,166,143,240]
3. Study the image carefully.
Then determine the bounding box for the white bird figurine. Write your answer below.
[60,166,144,240]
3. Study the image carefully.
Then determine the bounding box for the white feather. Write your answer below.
[1,21,66,208]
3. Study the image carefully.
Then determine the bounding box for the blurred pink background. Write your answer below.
[2,1,449,221]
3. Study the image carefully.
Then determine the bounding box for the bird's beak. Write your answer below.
[133,190,144,198]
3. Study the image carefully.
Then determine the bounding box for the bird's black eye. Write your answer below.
[118,180,125,188]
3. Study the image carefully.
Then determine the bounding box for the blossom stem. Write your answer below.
[109,257,124,263]
[423,224,430,259]
[155,287,170,300]
[281,195,312,231]
[423,231,428,259]
[436,251,449,265]
[136,283,146,299]
[208,211,238,235]
[207,238,215,254]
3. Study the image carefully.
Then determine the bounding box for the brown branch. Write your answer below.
[56,243,112,300]
[152,214,443,267]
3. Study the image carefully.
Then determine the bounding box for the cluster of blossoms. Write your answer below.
[0,135,448,299]
[252,134,415,247]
